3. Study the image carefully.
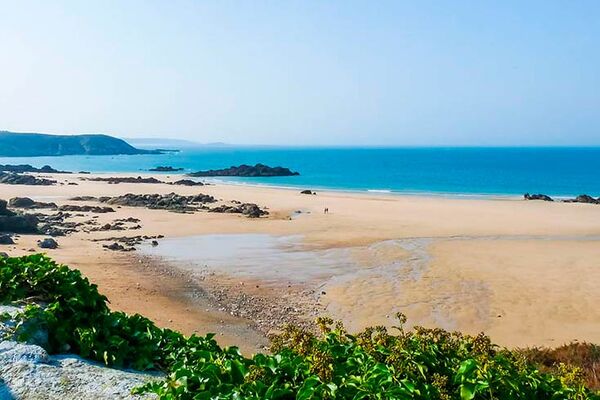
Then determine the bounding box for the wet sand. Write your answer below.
[2,172,600,352]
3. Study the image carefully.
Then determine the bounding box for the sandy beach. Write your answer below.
[2,172,600,353]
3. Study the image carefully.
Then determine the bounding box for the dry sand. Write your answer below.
[2,172,600,352]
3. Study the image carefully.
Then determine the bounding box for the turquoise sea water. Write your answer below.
[1,147,599,197]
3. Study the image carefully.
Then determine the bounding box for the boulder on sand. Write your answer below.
[0,200,39,233]
[523,193,553,202]
[0,234,14,244]
[38,238,59,249]
[9,197,57,209]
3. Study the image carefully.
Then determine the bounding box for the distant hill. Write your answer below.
[124,138,202,149]
[125,138,233,149]
[0,131,159,157]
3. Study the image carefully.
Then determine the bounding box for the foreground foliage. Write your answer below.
[1,254,598,399]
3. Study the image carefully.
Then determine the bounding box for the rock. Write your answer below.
[0,234,14,245]
[85,176,164,184]
[151,240,159,246]
[0,305,159,399]
[102,242,135,252]
[149,166,183,172]
[58,205,115,213]
[9,197,57,209]
[0,252,8,258]
[171,179,203,186]
[70,196,98,201]
[8,197,34,208]
[523,193,553,202]
[300,190,316,195]
[0,164,70,174]
[103,193,216,213]
[38,238,59,249]
[0,200,11,216]
[0,172,57,186]
[40,226,67,237]
[572,194,599,204]
[0,204,39,233]
[189,163,299,177]
[240,203,268,218]
[209,203,269,218]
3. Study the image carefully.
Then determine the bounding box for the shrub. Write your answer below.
[1,254,599,399]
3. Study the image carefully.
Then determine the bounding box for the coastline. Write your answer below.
[1,172,600,353]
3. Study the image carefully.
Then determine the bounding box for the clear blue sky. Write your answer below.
[1,1,598,145]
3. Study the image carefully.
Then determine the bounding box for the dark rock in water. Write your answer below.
[58,205,115,213]
[38,238,58,249]
[151,240,159,246]
[189,163,299,177]
[171,179,203,186]
[149,166,183,172]
[300,190,316,195]
[9,197,57,209]
[524,193,553,202]
[0,173,57,186]
[79,171,91,174]
[0,234,14,244]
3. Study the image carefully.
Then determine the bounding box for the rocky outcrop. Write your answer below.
[209,203,269,218]
[0,304,158,399]
[0,200,39,233]
[171,179,203,186]
[9,197,57,209]
[189,163,299,177]
[38,238,59,249]
[101,193,216,213]
[85,176,205,187]
[58,205,115,213]
[300,190,316,195]
[0,173,57,186]
[563,194,600,205]
[524,193,553,202]
[0,131,160,156]
[149,166,183,172]
[96,235,164,251]
[0,164,70,174]
[0,234,14,244]
[86,176,164,185]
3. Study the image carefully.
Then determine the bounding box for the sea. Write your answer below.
[1,146,599,198]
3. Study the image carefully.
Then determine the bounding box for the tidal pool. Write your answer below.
[139,234,360,283]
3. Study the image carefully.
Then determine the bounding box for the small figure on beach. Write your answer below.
[324,207,329,214]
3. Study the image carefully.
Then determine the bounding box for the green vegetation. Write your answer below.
[0,131,158,156]
[1,254,599,399]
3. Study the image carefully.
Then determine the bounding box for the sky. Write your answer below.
[0,1,598,146]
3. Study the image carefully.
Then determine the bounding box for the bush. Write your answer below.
[1,255,599,399]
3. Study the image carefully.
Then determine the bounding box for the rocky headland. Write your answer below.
[189,163,299,177]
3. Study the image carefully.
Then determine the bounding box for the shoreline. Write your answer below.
[1,171,600,352]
